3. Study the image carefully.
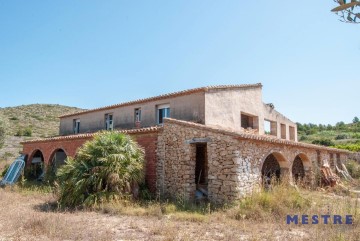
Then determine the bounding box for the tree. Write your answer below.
[335,121,346,130]
[353,116,360,123]
[56,131,145,208]
[331,0,360,23]
[0,119,5,149]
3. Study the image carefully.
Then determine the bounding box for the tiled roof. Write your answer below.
[21,118,352,154]
[60,83,262,118]
[163,118,352,154]
[21,126,160,144]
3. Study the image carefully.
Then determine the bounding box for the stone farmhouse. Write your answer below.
[22,83,351,203]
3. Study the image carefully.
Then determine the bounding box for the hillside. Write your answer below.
[0,104,84,162]
[297,121,360,152]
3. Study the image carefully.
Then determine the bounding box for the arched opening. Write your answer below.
[261,152,288,185]
[28,150,44,181]
[292,153,311,184]
[46,149,68,182]
[50,149,67,170]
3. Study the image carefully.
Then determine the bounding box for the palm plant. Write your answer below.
[56,131,145,208]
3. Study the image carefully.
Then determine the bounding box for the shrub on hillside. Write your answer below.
[312,139,335,147]
[335,134,348,140]
[345,160,360,179]
[56,131,145,208]
[23,127,32,137]
[15,127,32,137]
[333,143,360,152]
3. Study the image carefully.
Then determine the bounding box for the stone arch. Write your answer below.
[292,153,311,184]
[261,152,289,183]
[27,149,45,180]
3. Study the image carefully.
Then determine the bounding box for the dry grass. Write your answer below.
[0,182,359,240]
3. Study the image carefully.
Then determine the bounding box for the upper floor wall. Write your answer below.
[59,92,205,135]
[204,86,298,141]
[59,83,297,141]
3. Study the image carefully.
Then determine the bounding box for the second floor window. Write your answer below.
[105,113,113,130]
[135,108,141,122]
[157,104,170,124]
[73,119,80,134]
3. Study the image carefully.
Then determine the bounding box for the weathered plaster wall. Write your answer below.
[204,87,297,141]
[263,104,298,141]
[204,86,263,133]
[157,119,350,204]
[60,92,205,135]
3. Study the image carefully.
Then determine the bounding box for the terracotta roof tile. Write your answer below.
[21,126,160,144]
[60,83,262,118]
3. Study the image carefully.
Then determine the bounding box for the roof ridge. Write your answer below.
[59,83,262,118]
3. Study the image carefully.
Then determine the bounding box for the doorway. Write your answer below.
[195,144,208,188]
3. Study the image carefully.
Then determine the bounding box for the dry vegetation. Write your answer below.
[0,104,84,162]
[0,181,359,241]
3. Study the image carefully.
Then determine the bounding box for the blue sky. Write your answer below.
[0,1,359,125]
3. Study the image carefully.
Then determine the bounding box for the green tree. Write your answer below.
[353,116,359,123]
[327,124,333,130]
[0,119,5,149]
[335,121,346,130]
[56,131,145,208]
[331,0,360,23]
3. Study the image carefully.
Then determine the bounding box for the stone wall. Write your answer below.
[157,119,351,204]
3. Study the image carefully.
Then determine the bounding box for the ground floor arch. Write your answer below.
[50,149,68,170]
[292,153,311,184]
[28,149,45,180]
[261,152,289,184]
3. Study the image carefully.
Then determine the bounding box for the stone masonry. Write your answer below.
[157,118,350,204]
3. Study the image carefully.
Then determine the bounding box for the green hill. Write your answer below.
[297,121,360,152]
[0,104,84,162]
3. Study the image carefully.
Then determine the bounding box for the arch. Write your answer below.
[49,148,68,171]
[261,152,289,184]
[292,153,311,184]
[27,149,45,180]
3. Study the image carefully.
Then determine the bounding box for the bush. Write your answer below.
[345,160,360,179]
[15,127,32,137]
[1,164,10,177]
[312,139,335,147]
[56,131,145,208]
[333,143,360,152]
[23,127,32,137]
[15,129,23,136]
[335,134,348,140]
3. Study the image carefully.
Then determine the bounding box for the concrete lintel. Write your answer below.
[185,138,212,144]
